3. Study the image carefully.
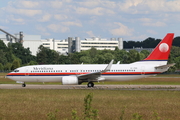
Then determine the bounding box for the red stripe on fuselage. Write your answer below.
[7,72,160,76]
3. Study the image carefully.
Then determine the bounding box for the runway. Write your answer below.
[1,84,180,90]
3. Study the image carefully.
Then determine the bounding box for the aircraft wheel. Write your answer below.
[87,82,94,87]
[22,83,26,87]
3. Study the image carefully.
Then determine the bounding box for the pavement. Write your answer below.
[1,84,180,90]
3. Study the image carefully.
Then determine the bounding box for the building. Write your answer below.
[0,34,123,56]
[41,37,123,54]
[0,34,42,55]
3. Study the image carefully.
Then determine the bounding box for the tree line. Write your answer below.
[0,36,180,72]
[124,36,180,48]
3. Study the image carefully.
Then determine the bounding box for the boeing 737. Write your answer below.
[7,33,175,87]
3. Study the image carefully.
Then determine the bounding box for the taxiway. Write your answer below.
[1,84,180,90]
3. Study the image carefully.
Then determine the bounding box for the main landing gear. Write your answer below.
[22,83,26,87]
[87,82,94,87]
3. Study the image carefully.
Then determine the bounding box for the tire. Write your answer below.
[22,83,26,87]
[87,82,94,87]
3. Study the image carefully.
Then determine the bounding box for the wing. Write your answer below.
[77,60,114,81]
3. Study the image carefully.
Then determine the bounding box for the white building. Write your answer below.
[0,34,123,56]
[42,37,123,54]
[81,37,123,51]
[0,34,42,55]
[22,35,42,55]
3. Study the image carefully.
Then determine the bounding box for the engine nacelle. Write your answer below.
[62,76,78,85]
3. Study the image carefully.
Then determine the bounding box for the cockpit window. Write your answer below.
[14,69,19,72]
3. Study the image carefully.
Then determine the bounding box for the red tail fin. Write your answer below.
[144,33,174,61]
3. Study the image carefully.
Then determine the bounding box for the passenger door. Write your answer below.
[141,66,145,75]
[25,68,29,76]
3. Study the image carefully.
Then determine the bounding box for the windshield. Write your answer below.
[14,69,19,72]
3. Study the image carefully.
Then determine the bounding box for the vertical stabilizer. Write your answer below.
[143,33,174,61]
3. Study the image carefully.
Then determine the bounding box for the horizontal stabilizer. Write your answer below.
[155,63,175,69]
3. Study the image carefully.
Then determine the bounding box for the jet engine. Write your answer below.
[62,76,78,85]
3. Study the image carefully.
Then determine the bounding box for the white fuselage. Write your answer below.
[6,61,168,83]
[6,33,174,86]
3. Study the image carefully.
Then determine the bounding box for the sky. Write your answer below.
[0,0,180,41]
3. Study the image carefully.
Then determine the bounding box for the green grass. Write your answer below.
[0,73,8,76]
[1,73,180,119]
[99,77,180,85]
[153,74,180,77]
[0,90,180,120]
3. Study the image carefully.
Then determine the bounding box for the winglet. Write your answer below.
[101,59,114,73]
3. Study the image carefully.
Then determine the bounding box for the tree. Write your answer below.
[28,61,38,65]
[37,45,60,64]
[0,50,7,65]
[94,55,105,64]
[89,47,97,58]
[4,63,12,71]
[135,52,140,61]
[142,37,160,48]
[70,52,82,64]
[169,46,180,66]
[127,50,139,63]
[0,63,4,71]
[0,40,7,51]
[139,53,145,60]
[123,37,161,48]
[114,49,127,64]
[36,45,48,64]
[9,43,35,65]
[172,37,180,47]
[115,46,119,51]
[47,50,60,64]
[11,59,21,70]
[173,56,180,69]
[140,50,150,59]
[80,56,92,64]
[5,48,15,63]
[104,53,114,63]
[170,46,180,58]
[58,55,69,64]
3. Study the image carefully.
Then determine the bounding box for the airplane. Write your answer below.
[6,33,175,87]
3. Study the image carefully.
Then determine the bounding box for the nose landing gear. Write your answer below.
[22,83,26,87]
